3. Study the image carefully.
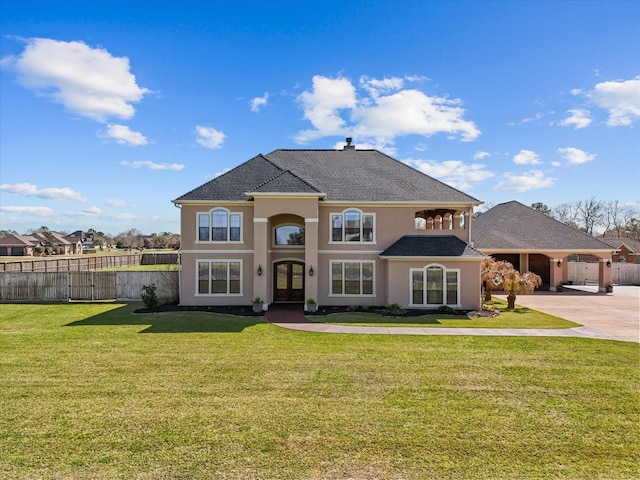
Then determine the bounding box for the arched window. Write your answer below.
[197,208,242,242]
[410,264,459,307]
[331,209,375,243]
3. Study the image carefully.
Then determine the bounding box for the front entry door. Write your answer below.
[274,261,305,302]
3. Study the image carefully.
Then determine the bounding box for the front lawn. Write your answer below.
[315,299,580,328]
[1,303,638,479]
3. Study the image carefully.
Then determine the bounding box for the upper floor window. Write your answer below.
[275,225,305,245]
[198,208,241,242]
[331,209,374,243]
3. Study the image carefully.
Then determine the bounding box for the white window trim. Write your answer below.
[409,263,461,308]
[195,259,244,296]
[329,260,376,297]
[196,208,244,244]
[329,208,376,245]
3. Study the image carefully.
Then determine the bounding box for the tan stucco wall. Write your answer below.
[177,199,479,307]
[385,259,482,310]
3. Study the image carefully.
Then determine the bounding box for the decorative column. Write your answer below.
[599,258,613,293]
[253,218,269,307]
[304,217,319,309]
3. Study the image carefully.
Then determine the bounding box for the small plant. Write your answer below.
[306,298,318,313]
[252,297,263,313]
[385,303,404,316]
[141,284,159,309]
[437,305,455,313]
[306,298,316,305]
[253,297,262,304]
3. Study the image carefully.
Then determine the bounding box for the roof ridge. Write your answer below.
[248,168,322,193]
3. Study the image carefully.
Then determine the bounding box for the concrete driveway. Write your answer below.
[495,286,640,343]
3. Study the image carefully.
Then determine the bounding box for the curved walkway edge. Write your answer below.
[268,319,627,341]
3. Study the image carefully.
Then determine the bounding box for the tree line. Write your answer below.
[479,198,639,239]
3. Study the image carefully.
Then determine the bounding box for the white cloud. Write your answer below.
[513,150,541,165]
[67,206,102,217]
[0,182,87,202]
[588,76,640,126]
[493,170,555,192]
[120,160,184,171]
[2,38,150,121]
[250,93,269,112]
[557,147,596,164]
[558,108,592,129]
[295,74,479,146]
[105,198,129,207]
[0,205,56,217]
[103,124,148,146]
[405,158,494,191]
[195,125,226,149]
[473,151,490,160]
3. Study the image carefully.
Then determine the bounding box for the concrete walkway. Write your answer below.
[265,292,639,342]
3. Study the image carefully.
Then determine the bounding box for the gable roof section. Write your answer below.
[474,201,614,251]
[248,169,322,195]
[380,235,485,259]
[599,235,640,254]
[174,149,481,204]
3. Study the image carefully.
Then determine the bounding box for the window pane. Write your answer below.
[426,266,443,304]
[292,264,304,289]
[198,262,210,294]
[344,210,361,241]
[446,271,458,305]
[331,262,342,294]
[211,262,228,293]
[198,214,209,241]
[344,262,361,294]
[212,210,228,241]
[276,264,288,289]
[275,225,304,245]
[412,271,424,305]
[363,215,374,242]
[229,214,241,241]
[229,262,241,294]
[332,215,343,241]
[362,262,373,295]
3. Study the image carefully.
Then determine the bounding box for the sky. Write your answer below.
[1,0,639,236]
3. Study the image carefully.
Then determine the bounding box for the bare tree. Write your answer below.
[552,203,580,229]
[576,197,604,235]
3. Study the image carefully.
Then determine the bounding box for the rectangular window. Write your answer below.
[197,260,242,295]
[332,215,343,242]
[198,214,210,241]
[426,266,443,304]
[229,214,241,241]
[412,270,424,305]
[363,214,374,242]
[330,261,375,296]
[446,271,458,305]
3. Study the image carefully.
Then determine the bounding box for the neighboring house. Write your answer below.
[0,231,77,256]
[599,236,640,264]
[173,142,485,310]
[0,234,41,256]
[66,230,95,253]
[473,201,615,292]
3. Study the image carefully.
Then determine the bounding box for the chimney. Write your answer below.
[343,137,355,150]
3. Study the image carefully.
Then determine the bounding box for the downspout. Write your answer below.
[173,202,182,305]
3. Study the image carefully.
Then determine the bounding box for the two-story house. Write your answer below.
[173,141,485,310]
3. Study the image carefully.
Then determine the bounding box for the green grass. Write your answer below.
[1,303,638,479]
[317,299,580,328]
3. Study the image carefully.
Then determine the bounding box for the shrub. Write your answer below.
[141,284,159,309]
[437,305,455,313]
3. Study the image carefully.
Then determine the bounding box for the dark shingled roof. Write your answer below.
[174,149,480,203]
[473,201,614,251]
[380,235,485,258]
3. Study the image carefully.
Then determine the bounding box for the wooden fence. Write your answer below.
[0,271,179,303]
[0,254,143,273]
[567,262,640,285]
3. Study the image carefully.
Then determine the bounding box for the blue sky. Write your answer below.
[1,0,638,235]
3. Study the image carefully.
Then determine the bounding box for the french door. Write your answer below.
[273,261,305,302]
